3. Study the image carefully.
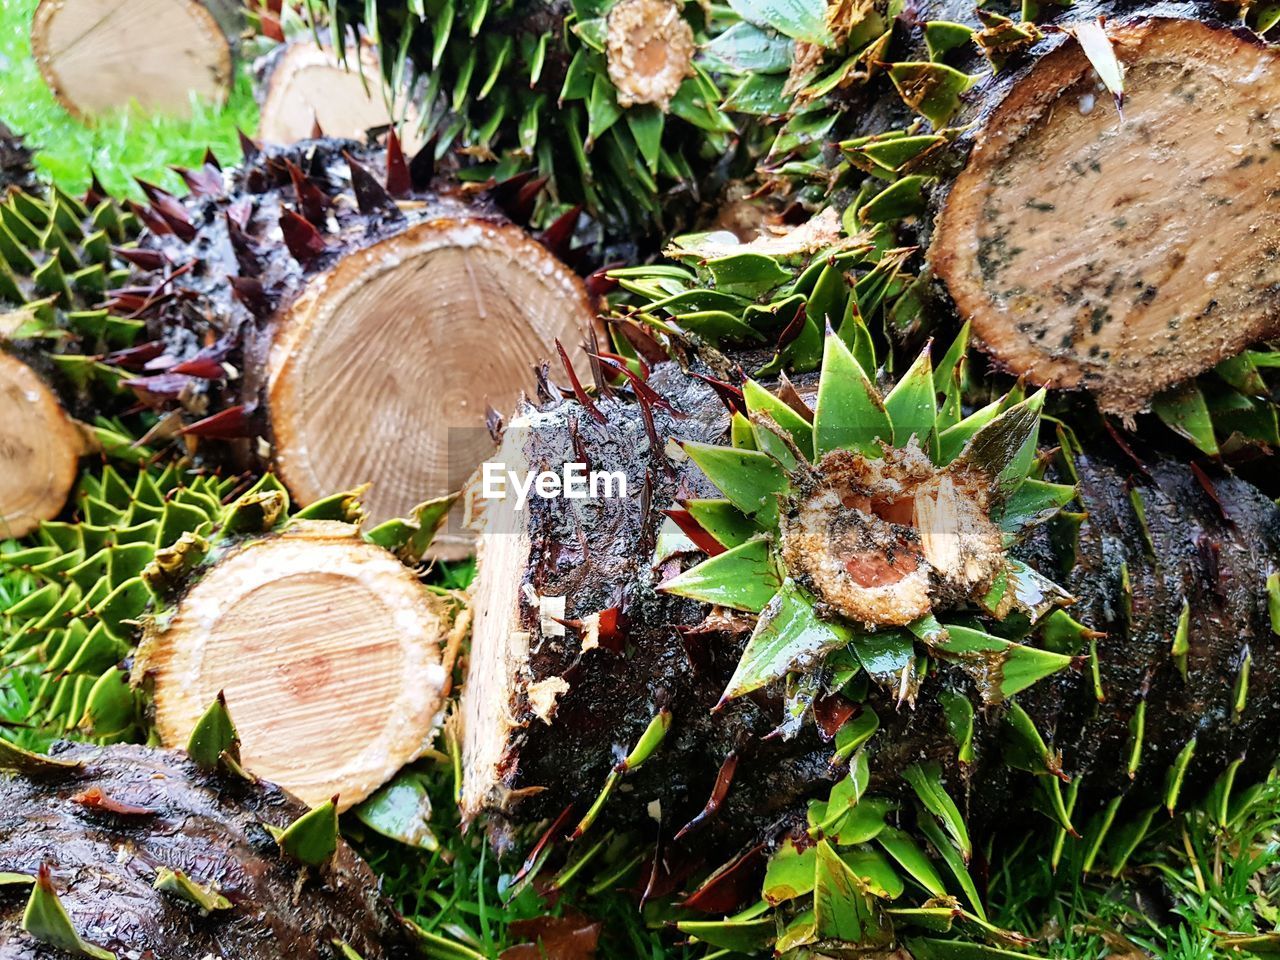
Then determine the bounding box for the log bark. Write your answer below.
[255,40,425,150]
[0,123,39,195]
[120,137,597,552]
[0,742,418,959]
[926,4,1280,418]
[460,360,1280,860]
[31,0,239,119]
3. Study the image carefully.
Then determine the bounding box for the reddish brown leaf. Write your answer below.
[279,209,327,264]
[385,129,411,197]
[691,373,745,416]
[513,804,575,887]
[674,751,738,841]
[104,341,166,370]
[584,264,621,301]
[501,914,601,960]
[180,405,252,440]
[72,787,156,816]
[814,695,857,741]
[126,199,172,237]
[662,509,725,557]
[537,205,582,262]
[678,842,767,914]
[491,171,545,224]
[556,340,606,424]
[777,372,814,422]
[229,275,270,315]
[237,129,260,163]
[594,605,624,652]
[170,356,227,380]
[345,152,398,217]
[286,160,329,225]
[112,246,167,271]
[172,164,223,198]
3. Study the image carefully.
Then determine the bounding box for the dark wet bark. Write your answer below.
[0,742,417,959]
[470,362,1280,862]
[0,124,38,196]
[1014,450,1280,813]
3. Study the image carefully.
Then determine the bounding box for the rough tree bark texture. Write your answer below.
[462,361,1280,859]
[31,0,240,118]
[0,742,418,959]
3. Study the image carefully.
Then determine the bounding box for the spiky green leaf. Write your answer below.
[153,867,231,913]
[22,867,114,959]
[659,537,781,613]
[683,443,789,528]
[931,625,1074,702]
[813,332,891,457]
[269,797,339,867]
[721,579,852,702]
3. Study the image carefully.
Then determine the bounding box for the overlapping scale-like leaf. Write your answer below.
[813,332,892,458]
[720,579,853,702]
[682,442,790,529]
[658,536,780,613]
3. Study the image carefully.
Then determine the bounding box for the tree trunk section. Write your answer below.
[135,521,453,811]
[0,352,85,538]
[460,360,1280,856]
[123,138,598,554]
[255,40,425,150]
[924,4,1280,416]
[31,0,238,119]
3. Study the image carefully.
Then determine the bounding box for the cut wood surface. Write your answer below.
[32,0,236,118]
[257,40,423,149]
[0,352,83,538]
[137,521,451,811]
[933,16,1280,416]
[267,218,595,548]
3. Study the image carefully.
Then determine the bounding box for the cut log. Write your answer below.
[460,360,1280,863]
[0,742,419,958]
[460,362,837,843]
[268,219,590,535]
[256,40,424,149]
[122,138,598,549]
[31,0,238,118]
[136,521,451,811]
[0,352,84,538]
[931,13,1280,417]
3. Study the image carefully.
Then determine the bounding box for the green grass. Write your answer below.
[990,775,1280,960]
[0,0,258,199]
